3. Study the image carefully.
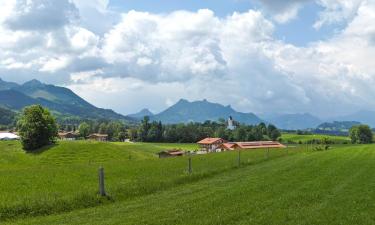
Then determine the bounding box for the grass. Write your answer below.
[281,133,350,144]
[0,140,297,223]
[3,143,375,225]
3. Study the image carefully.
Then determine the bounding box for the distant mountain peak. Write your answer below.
[152,98,262,125]
[127,108,154,119]
[177,99,189,104]
[22,79,44,87]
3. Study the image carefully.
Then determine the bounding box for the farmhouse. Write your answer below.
[197,137,226,152]
[88,133,108,142]
[220,142,239,151]
[157,149,185,158]
[58,132,77,141]
[197,138,286,153]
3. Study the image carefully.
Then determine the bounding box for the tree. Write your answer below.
[349,125,373,144]
[17,105,58,151]
[267,124,281,141]
[98,123,107,134]
[78,122,90,138]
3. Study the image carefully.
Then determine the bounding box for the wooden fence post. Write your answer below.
[98,167,106,196]
[188,156,192,174]
[237,149,241,167]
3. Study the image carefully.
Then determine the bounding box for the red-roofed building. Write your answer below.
[219,143,239,151]
[197,138,285,153]
[158,149,185,158]
[197,138,226,152]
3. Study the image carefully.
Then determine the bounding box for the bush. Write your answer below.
[17,105,58,151]
[349,125,373,144]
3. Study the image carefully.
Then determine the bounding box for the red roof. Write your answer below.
[197,138,225,145]
[236,141,285,149]
[220,143,239,150]
[159,149,185,156]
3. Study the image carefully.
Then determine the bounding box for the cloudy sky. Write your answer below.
[0,0,374,118]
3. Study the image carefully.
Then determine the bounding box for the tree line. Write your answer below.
[128,116,281,143]
[13,105,374,152]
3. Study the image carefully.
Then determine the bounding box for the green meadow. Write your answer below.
[1,140,375,224]
[281,133,351,144]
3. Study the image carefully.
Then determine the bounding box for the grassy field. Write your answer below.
[1,141,375,224]
[281,133,351,144]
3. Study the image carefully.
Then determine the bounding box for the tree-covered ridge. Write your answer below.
[0,78,136,123]
[0,107,17,129]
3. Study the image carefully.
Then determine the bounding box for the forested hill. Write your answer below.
[0,78,135,123]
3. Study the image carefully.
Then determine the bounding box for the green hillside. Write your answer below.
[281,133,351,144]
[0,79,135,123]
[1,141,375,224]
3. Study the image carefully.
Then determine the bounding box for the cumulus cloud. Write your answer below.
[314,0,363,29]
[256,0,312,23]
[1,0,375,117]
[4,0,79,31]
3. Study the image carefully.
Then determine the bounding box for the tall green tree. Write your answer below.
[349,125,373,144]
[78,122,90,138]
[17,105,58,151]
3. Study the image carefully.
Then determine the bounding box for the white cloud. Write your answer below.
[1,0,375,117]
[314,0,363,29]
[256,0,312,23]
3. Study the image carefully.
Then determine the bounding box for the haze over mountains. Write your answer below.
[1,78,374,129]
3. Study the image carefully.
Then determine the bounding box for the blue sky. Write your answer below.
[0,0,373,117]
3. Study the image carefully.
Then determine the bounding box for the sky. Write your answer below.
[0,0,374,118]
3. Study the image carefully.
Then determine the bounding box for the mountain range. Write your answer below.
[263,113,322,130]
[148,99,263,124]
[0,78,134,123]
[2,78,375,129]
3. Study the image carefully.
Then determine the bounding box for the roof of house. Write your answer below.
[220,143,239,150]
[58,132,77,137]
[197,137,225,145]
[88,133,108,138]
[236,141,285,149]
[158,149,185,155]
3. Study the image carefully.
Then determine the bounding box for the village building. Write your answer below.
[227,116,236,130]
[197,137,226,152]
[198,138,286,152]
[0,132,20,141]
[219,142,239,151]
[157,149,185,158]
[58,132,77,141]
[88,133,108,142]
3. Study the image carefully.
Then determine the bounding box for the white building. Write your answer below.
[227,116,236,130]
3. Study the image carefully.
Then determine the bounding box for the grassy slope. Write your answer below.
[7,144,375,225]
[0,141,294,223]
[281,133,350,143]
